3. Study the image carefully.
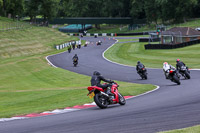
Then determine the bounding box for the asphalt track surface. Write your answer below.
[1,37,200,133]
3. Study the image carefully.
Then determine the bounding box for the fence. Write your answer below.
[144,39,200,49]
[0,21,32,31]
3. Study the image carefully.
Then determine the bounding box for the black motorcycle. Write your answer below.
[73,58,78,67]
[137,68,147,79]
[179,66,190,79]
[168,69,181,85]
[97,41,102,45]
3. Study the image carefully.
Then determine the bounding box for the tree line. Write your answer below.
[0,0,200,24]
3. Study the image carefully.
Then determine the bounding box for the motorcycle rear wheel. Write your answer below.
[118,93,126,105]
[94,93,108,109]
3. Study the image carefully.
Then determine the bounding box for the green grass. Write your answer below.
[117,39,139,43]
[0,17,155,118]
[0,16,31,30]
[104,41,200,69]
[172,18,200,29]
[159,125,200,133]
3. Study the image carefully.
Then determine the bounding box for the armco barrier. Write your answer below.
[139,38,160,42]
[145,39,200,49]
[68,32,149,37]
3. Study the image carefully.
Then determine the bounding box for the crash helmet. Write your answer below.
[176,59,180,62]
[137,61,140,64]
[93,71,101,76]
[163,62,168,65]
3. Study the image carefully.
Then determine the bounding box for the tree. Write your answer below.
[156,0,197,23]
[130,0,145,19]
[102,0,129,17]
[25,0,40,22]
[0,0,3,16]
[192,0,200,18]
[144,0,160,24]
[5,0,24,20]
[175,0,197,22]
[40,0,59,21]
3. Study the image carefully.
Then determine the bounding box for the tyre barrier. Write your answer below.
[145,39,200,49]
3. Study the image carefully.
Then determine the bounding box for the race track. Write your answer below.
[0,37,200,133]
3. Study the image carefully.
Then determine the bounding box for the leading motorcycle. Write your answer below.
[166,69,181,85]
[87,82,126,109]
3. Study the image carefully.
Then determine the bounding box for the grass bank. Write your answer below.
[104,41,200,69]
[159,125,200,133]
[0,18,155,118]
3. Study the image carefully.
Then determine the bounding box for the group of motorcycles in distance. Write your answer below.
[136,59,191,85]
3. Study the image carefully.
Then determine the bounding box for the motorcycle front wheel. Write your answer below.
[118,93,126,105]
[173,75,181,85]
[184,71,190,79]
[94,93,108,109]
[143,73,147,80]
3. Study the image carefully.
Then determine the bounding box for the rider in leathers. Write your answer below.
[91,71,113,94]
[163,62,176,79]
[176,59,188,72]
[72,54,78,61]
[136,61,146,73]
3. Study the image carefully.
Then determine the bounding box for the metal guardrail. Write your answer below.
[67,32,149,37]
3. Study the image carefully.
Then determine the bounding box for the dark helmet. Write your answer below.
[176,59,180,62]
[75,54,77,56]
[93,71,101,76]
[137,61,140,64]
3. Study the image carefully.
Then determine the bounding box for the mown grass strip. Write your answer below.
[158,125,200,133]
[104,41,200,69]
[0,52,155,118]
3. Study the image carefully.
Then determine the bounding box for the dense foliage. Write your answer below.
[0,0,200,23]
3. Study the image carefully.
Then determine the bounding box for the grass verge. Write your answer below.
[0,54,155,118]
[158,125,200,133]
[104,41,200,69]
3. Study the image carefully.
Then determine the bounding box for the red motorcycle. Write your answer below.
[87,82,126,109]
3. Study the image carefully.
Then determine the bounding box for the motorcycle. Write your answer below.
[97,41,102,46]
[167,69,181,85]
[137,68,147,79]
[87,82,126,109]
[73,58,78,67]
[179,66,190,79]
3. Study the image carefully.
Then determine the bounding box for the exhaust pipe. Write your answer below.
[100,91,109,98]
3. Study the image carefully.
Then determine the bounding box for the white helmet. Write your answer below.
[163,62,168,65]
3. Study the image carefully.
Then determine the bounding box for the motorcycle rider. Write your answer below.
[176,59,189,72]
[136,61,146,73]
[72,54,78,64]
[91,71,114,94]
[163,62,177,79]
[67,44,72,53]
[97,40,102,45]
